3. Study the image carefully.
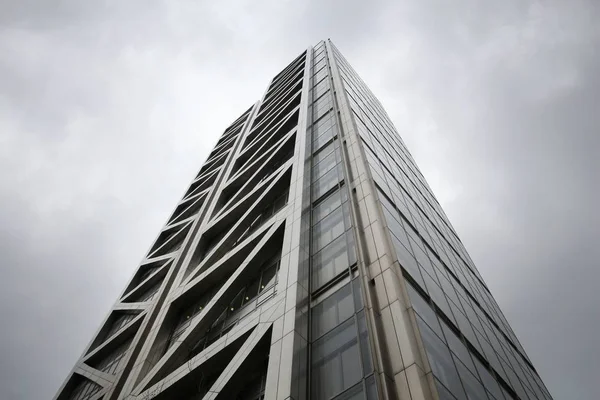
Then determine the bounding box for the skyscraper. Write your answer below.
[54,40,553,400]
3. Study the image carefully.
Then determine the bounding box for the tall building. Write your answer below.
[54,40,553,400]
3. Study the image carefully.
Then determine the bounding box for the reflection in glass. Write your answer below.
[312,319,362,400]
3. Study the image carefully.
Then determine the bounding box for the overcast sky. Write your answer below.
[1,1,598,399]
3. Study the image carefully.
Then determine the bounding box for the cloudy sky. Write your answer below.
[1,1,598,399]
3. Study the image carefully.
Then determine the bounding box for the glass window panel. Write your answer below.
[439,277,461,309]
[383,208,408,246]
[314,58,327,74]
[313,206,346,252]
[422,271,455,325]
[316,102,333,121]
[475,331,503,377]
[473,356,505,400]
[243,278,260,305]
[501,386,515,400]
[357,311,373,374]
[259,264,278,293]
[390,233,425,290]
[366,375,378,400]
[312,284,354,338]
[406,282,443,338]
[313,188,343,222]
[312,149,338,182]
[228,289,244,313]
[352,278,363,311]
[378,189,397,214]
[314,67,328,85]
[311,319,362,400]
[313,126,336,153]
[315,77,330,98]
[312,164,342,200]
[416,317,466,399]
[441,320,477,374]
[313,141,335,165]
[500,359,528,400]
[435,378,459,400]
[312,234,351,290]
[313,113,334,137]
[333,382,364,400]
[315,90,332,107]
[417,257,439,287]
[454,355,489,400]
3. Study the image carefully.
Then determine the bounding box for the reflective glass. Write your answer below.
[416,316,467,399]
[312,319,362,400]
[312,284,354,338]
[313,188,343,222]
[313,141,335,165]
[383,208,408,245]
[390,233,425,289]
[352,278,363,311]
[357,311,373,374]
[366,375,378,400]
[312,234,350,290]
[406,282,443,338]
[312,164,342,200]
[312,206,345,252]
[473,356,505,400]
[454,355,488,400]
[435,379,459,400]
[313,124,336,151]
[441,320,477,374]
[313,67,328,85]
[312,148,338,182]
[333,382,364,400]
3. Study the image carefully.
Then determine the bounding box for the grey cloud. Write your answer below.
[0,1,597,399]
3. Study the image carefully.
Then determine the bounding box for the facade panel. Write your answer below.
[55,40,552,400]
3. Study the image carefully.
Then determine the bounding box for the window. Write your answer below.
[357,311,373,375]
[314,57,327,74]
[383,207,407,246]
[313,66,328,85]
[312,165,343,201]
[136,282,160,302]
[313,188,345,222]
[96,339,131,375]
[138,266,160,283]
[105,313,136,339]
[416,316,466,399]
[312,206,346,252]
[190,257,281,354]
[315,93,333,120]
[312,114,336,151]
[167,287,218,350]
[390,233,425,290]
[312,233,356,290]
[312,145,338,182]
[312,284,354,339]
[441,321,476,374]
[454,355,488,400]
[406,282,443,338]
[69,378,101,400]
[314,72,330,96]
[473,356,504,400]
[234,191,288,246]
[311,319,362,400]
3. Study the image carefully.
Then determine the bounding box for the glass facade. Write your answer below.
[305,41,375,400]
[54,40,553,400]
[329,42,553,400]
